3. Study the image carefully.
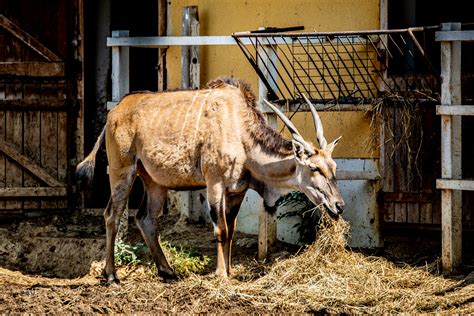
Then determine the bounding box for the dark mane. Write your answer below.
[206,76,257,108]
[248,107,293,155]
[207,76,292,155]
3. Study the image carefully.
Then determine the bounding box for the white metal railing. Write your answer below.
[106,35,373,48]
[435,22,474,274]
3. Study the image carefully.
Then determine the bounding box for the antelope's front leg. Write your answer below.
[224,192,245,275]
[207,183,228,277]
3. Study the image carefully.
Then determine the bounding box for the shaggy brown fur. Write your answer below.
[207,77,292,155]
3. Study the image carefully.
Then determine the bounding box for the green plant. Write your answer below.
[114,240,147,266]
[113,239,211,277]
[161,241,212,277]
[278,191,323,244]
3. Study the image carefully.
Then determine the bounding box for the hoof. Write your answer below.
[103,271,120,286]
[214,269,228,278]
[159,269,178,282]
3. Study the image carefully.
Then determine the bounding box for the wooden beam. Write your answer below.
[382,192,433,203]
[0,187,66,197]
[108,100,372,113]
[441,115,453,178]
[106,101,118,110]
[111,30,129,103]
[379,0,388,31]
[180,6,205,224]
[258,32,278,261]
[436,30,474,42]
[75,0,85,167]
[110,30,130,241]
[0,15,61,61]
[378,0,389,93]
[337,170,380,180]
[436,105,474,116]
[0,99,67,110]
[288,103,371,113]
[0,141,65,187]
[0,62,65,77]
[439,22,463,274]
[181,6,200,90]
[258,200,277,262]
[437,179,474,191]
[157,0,168,91]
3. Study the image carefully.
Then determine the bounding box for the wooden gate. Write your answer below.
[0,0,82,212]
[380,102,441,228]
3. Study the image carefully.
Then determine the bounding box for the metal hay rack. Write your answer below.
[233,26,440,107]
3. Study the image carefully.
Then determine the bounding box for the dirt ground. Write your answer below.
[0,214,473,313]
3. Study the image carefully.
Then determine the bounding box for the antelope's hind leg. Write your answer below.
[103,173,136,285]
[135,167,176,280]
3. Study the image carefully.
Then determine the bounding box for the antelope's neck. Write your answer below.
[246,145,298,189]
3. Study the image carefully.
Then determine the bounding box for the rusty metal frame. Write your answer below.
[233,26,440,104]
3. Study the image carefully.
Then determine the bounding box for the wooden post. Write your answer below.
[181,6,200,89]
[178,6,204,223]
[111,30,130,102]
[378,0,388,92]
[440,22,462,274]
[110,30,130,240]
[257,31,278,261]
[75,0,85,201]
[157,0,167,91]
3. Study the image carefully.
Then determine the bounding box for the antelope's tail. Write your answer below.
[76,125,106,186]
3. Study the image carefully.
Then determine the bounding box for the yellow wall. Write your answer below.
[278,112,376,158]
[167,0,380,158]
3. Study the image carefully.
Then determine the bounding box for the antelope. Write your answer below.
[76,77,345,284]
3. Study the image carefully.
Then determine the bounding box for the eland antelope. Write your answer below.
[76,77,345,284]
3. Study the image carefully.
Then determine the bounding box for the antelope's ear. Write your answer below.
[325,136,342,154]
[292,140,314,164]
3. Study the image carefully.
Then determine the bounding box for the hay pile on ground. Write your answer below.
[164,213,472,313]
[1,213,473,313]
